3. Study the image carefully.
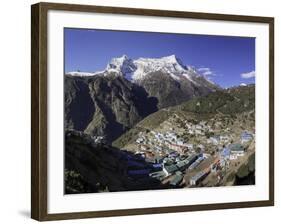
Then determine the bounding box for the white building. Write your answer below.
[136,137,144,144]
[230,154,238,160]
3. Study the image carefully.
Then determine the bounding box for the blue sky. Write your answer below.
[64,28,255,88]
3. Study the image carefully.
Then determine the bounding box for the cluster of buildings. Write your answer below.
[189,142,248,186]
[184,121,213,136]
[241,131,254,144]
[65,130,105,146]
[136,130,195,154]
[190,168,210,186]
[207,135,231,145]
[163,154,199,176]
[147,153,207,186]
[130,123,254,187]
[92,136,105,144]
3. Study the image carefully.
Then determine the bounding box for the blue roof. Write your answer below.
[220,147,231,157]
[169,152,179,156]
[164,164,178,173]
[241,131,253,138]
[152,163,162,168]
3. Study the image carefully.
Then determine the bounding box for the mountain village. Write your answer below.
[120,113,255,188]
[65,54,256,192]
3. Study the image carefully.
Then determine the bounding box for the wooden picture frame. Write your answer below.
[31,2,274,221]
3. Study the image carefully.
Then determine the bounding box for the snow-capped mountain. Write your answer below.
[67,71,102,77]
[65,55,220,142]
[105,54,190,81]
[240,83,247,87]
[106,55,136,80]
[67,54,213,86]
[66,54,219,109]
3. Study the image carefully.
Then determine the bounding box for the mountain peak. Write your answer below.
[137,54,183,65]
[107,54,131,68]
[162,54,178,62]
[66,55,217,89]
[115,54,129,61]
[161,54,186,69]
[106,55,136,80]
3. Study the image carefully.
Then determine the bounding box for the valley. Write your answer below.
[64,54,255,193]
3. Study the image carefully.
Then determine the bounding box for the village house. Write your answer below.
[229,143,245,156]
[163,157,175,165]
[241,131,253,144]
[230,154,238,160]
[188,156,204,170]
[176,154,198,171]
[220,135,230,143]
[176,159,190,171]
[140,145,149,151]
[136,137,144,144]
[188,129,195,134]
[154,155,165,163]
[170,172,183,186]
[219,147,231,160]
[163,164,178,176]
[189,168,210,186]
[94,136,104,144]
[186,143,194,150]
[195,129,203,135]
[208,136,220,145]
[149,170,166,180]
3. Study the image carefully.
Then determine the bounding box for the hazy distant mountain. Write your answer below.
[65,55,220,142]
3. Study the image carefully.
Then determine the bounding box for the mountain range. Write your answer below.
[65,55,220,143]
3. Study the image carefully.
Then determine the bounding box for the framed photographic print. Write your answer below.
[31,2,274,221]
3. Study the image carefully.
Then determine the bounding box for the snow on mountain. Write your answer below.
[131,55,186,80]
[67,71,103,77]
[66,55,212,86]
[106,55,136,80]
[104,54,206,84]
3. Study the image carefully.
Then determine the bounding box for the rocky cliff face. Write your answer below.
[84,73,158,142]
[135,70,217,109]
[65,71,158,143]
[64,76,95,131]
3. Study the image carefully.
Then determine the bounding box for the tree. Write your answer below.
[205,131,214,138]
[195,147,201,154]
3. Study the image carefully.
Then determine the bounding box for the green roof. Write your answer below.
[170,174,183,185]
[176,160,187,168]
[164,164,178,174]
[230,144,244,152]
